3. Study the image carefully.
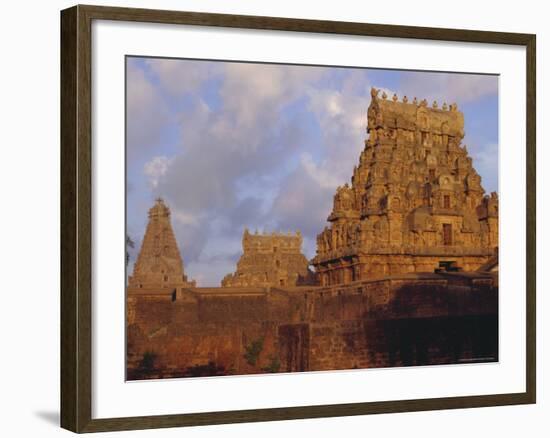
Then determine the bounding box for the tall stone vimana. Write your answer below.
[128,198,196,289]
[312,88,499,286]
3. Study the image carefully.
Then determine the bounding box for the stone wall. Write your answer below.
[127,271,498,380]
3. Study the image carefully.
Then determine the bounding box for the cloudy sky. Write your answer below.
[126,57,498,287]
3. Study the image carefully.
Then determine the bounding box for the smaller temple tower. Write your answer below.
[128,198,195,289]
[222,229,317,287]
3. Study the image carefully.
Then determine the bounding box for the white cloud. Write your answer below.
[143,155,172,188]
[172,209,201,227]
[305,75,371,185]
[126,61,170,159]
[156,63,328,217]
[147,64,373,272]
[469,142,499,193]
[145,58,220,96]
[300,153,342,189]
[267,72,375,259]
[270,165,334,242]
[217,63,324,133]
[140,61,329,277]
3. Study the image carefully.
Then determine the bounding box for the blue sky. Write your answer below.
[126,57,498,286]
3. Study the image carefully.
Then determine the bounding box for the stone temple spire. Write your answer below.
[128,198,195,289]
[312,87,498,286]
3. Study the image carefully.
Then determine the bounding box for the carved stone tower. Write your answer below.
[222,229,316,287]
[312,88,498,286]
[128,198,195,289]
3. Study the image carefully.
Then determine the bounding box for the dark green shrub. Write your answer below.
[262,355,281,373]
[244,337,264,366]
[139,351,157,371]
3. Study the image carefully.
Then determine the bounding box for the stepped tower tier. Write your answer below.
[312,88,499,286]
[128,198,196,289]
[222,229,317,287]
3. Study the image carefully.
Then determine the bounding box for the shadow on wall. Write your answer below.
[126,270,498,379]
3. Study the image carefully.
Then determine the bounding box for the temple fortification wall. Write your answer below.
[127,270,498,379]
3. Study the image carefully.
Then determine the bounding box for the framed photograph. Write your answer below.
[60,4,536,433]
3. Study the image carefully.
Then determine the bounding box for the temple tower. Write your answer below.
[312,88,498,286]
[128,198,195,289]
[222,229,317,287]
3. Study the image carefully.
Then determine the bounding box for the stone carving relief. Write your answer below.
[312,88,498,286]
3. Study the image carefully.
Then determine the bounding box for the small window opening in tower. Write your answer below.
[443,223,453,246]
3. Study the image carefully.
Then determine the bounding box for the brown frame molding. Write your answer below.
[60,4,536,433]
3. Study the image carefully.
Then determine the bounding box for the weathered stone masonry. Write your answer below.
[312,90,498,286]
[222,229,317,287]
[127,270,498,379]
[128,198,195,289]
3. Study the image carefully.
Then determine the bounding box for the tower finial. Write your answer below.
[370,87,379,99]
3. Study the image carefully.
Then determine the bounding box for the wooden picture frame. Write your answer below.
[60,4,536,433]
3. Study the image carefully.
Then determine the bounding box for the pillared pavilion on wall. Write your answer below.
[221,229,316,287]
[311,88,498,286]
